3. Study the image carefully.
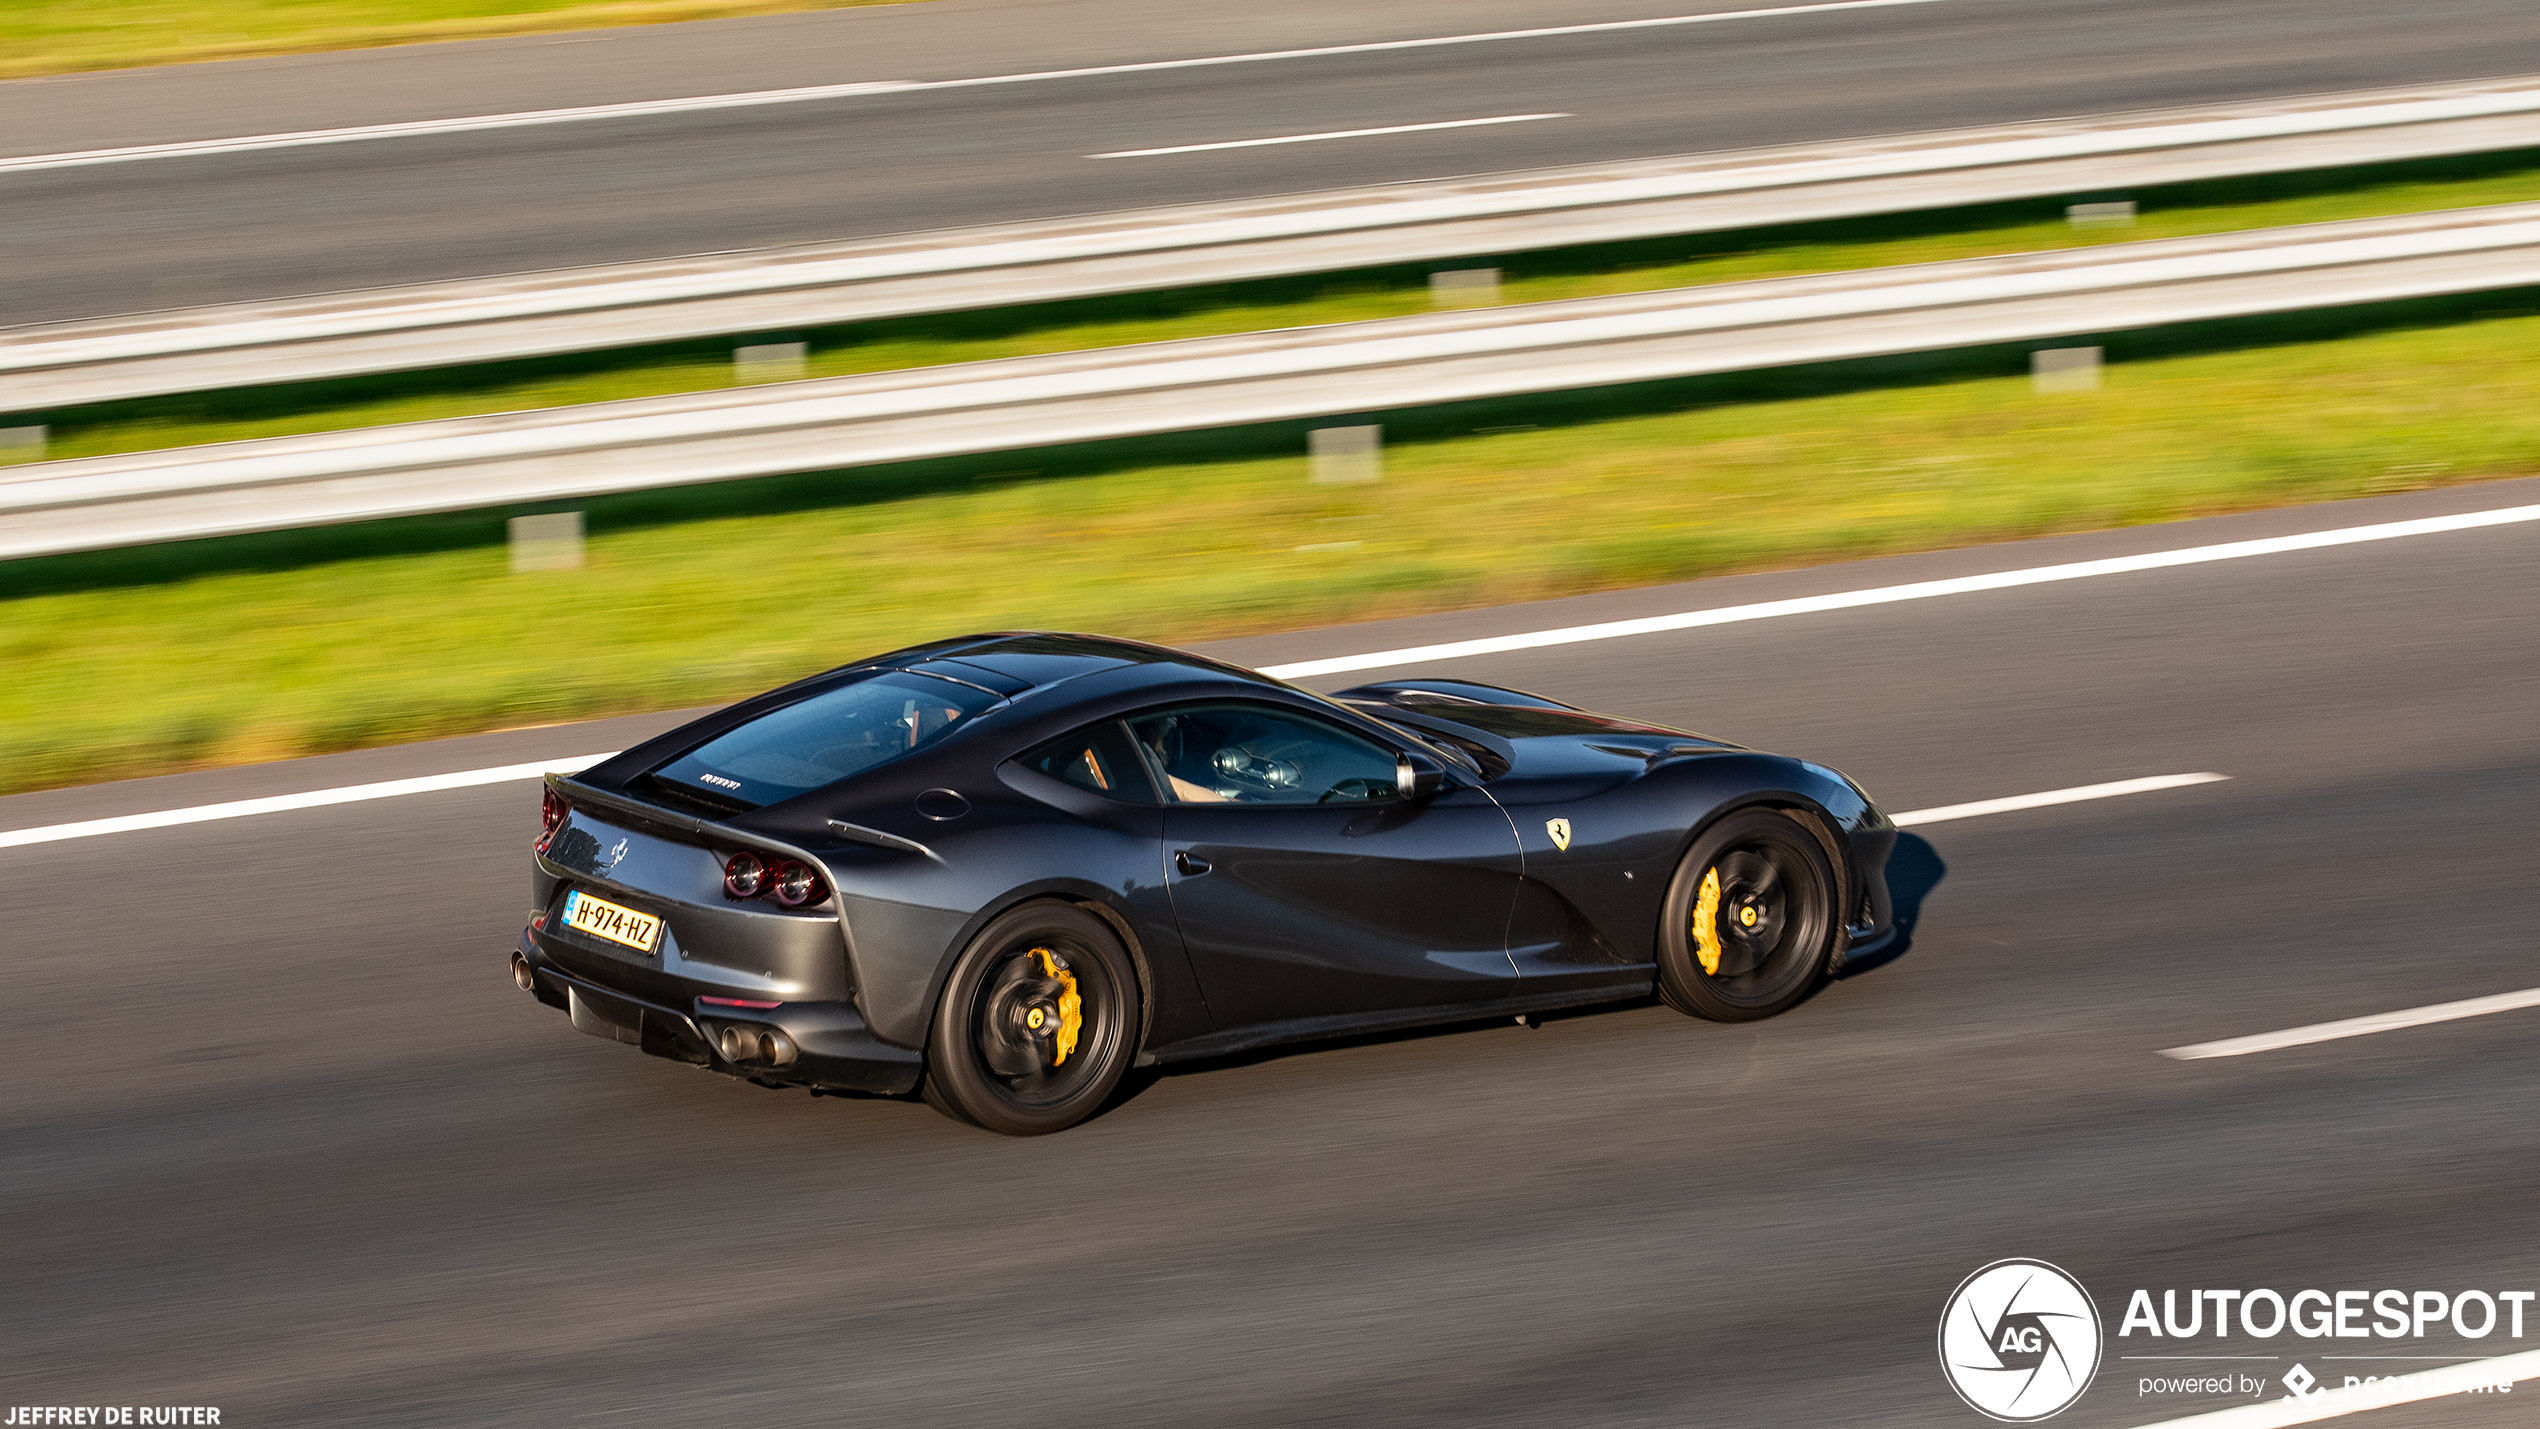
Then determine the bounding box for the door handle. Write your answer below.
[1174,850,1212,877]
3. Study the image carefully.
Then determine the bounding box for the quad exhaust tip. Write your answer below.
[717,1023,797,1067]
[510,952,536,991]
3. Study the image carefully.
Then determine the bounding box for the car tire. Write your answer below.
[922,902,1140,1135]
[1655,808,1840,1022]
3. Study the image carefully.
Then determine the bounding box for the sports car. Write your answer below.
[513,632,1897,1134]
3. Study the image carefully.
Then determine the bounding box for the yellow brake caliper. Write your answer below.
[1030,947,1083,1066]
[1692,866,1725,976]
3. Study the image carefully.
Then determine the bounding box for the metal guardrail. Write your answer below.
[7,202,2537,561]
[6,76,2540,412]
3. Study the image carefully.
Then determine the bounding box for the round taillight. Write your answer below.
[772,860,824,908]
[723,851,767,899]
[536,788,569,853]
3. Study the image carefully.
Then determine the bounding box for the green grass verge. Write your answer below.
[20,149,2540,464]
[2,0,909,79]
[5,291,2537,797]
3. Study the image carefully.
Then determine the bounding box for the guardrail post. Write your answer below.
[0,426,44,465]
[1311,425,1382,484]
[2067,201,2138,229]
[509,511,585,572]
[735,342,809,384]
[2032,347,2104,393]
[1431,268,1502,308]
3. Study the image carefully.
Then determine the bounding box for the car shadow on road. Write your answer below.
[1099,1012,1535,1118]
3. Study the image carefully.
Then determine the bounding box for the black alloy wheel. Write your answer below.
[1655,808,1840,1022]
[923,903,1140,1134]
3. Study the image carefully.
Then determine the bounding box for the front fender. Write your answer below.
[1490,752,1889,965]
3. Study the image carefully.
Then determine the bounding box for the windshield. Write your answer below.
[652,671,1002,808]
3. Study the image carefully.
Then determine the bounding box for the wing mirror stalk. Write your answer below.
[1396,751,1448,801]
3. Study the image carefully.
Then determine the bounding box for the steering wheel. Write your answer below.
[1317,777,1393,804]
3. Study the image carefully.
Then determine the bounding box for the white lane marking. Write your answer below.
[1093,113,1569,159]
[2162,987,2540,1061]
[0,0,1955,173]
[1257,502,2540,679]
[1890,773,2229,827]
[0,752,619,851]
[2126,1345,2540,1427]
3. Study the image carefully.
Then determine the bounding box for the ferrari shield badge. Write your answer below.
[1545,818,1572,852]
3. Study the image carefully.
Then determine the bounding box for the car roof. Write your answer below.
[574,632,1404,816]
[864,631,1278,699]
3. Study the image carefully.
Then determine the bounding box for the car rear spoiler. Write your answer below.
[547,771,823,868]
[549,772,942,866]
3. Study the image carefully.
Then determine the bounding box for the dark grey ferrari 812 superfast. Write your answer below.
[515,632,1896,1133]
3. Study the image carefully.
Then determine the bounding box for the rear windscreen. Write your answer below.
[652,671,1002,808]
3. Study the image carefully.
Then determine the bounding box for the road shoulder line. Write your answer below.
[0,753,618,850]
[25,487,2540,847]
[1259,502,2540,679]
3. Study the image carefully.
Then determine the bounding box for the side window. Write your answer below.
[1019,720,1159,804]
[1126,704,1400,805]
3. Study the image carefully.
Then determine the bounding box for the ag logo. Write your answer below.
[1939,1259,2102,1421]
[1545,818,1572,852]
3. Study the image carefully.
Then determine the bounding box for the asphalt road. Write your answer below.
[5,479,2537,1426]
[6,0,2540,328]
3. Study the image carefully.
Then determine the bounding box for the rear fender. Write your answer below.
[884,877,1194,1058]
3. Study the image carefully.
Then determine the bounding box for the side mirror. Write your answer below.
[1395,751,1447,801]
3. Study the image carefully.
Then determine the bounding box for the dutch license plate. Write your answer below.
[562,889,662,953]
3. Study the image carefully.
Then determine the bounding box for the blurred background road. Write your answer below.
[6,482,2535,1426]
[7,0,2540,325]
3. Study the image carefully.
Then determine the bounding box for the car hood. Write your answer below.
[1332,680,1744,782]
